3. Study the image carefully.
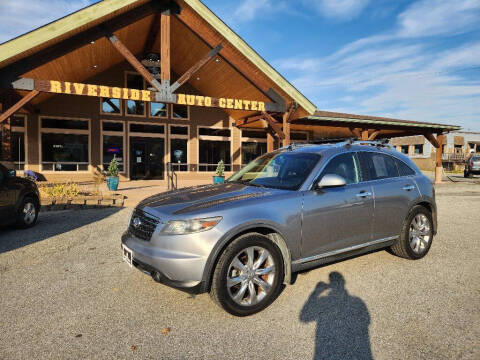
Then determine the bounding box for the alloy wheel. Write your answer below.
[409,213,431,254]
[226,246,276,306]
[23,202,36,225]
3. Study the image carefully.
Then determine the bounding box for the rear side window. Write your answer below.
[395,158,416,176]
[360,152,399,180]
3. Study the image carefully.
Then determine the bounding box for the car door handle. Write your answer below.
[356,191,372,198]
[402,185,415,191]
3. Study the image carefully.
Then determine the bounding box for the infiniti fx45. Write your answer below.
[121,142,437,316]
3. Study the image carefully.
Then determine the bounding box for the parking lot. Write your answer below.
[0,183,479,359]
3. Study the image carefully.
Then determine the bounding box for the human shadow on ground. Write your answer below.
[300,271,373,360]
[0,207,122,254]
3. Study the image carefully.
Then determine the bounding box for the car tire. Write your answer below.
[16,196,39,228]
[389,205,434,260]
[210,233,284,316]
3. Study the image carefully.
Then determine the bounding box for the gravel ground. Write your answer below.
[0,183,479,359]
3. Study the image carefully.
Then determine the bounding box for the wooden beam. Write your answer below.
[368,130,380,140]
[0,90,39,124]
[170,44,223,93]
[262,111,285,140]
[235,115,264,127]
[106,32,163,91]
[160,10,171,84]
[350,127,362,139]
[12,78,274,112]
[424,132,440,148]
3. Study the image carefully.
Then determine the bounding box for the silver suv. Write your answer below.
[122,141,437,316]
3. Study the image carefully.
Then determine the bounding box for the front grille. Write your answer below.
[129,209,160,241]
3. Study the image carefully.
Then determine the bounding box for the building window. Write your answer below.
[0,115,27,169]
[150,102,168,118]
[169,125,189,172]
[241,129,267,166]
[400,145,409,155]
[101,98,121,115]
[40,117,89,171]
[129,123,164,134]
[125,73,145,116]
[414,144,424,155]
[454,144,463,154]
[102,121,125,173]
[172,104,189,119]
[198,127,231,172]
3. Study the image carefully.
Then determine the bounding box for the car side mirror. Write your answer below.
[9,169,17,178]
[316,174,347,189]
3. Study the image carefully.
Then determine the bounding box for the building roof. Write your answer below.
[0,0,316,115]
[304,110,461,131]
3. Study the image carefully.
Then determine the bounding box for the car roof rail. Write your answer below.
[280,138,396,151]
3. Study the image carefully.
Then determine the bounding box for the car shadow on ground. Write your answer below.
[0,207,123,254]
[300,271,373,360]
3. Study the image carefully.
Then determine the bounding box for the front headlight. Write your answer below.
[161,216,222,235]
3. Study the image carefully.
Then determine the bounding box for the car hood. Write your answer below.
[138,182,273,218]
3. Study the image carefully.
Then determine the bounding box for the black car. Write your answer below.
[0,164,40,228]
[464,155,480,178]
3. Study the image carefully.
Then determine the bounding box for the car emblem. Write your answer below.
[132,217,142,229]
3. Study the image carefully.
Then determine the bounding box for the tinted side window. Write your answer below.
[361,152,399,180]
[321,153,360,184]
[395,158,415,176]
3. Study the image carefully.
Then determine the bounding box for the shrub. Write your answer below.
[107,155,119,177]
[216,160,225,177]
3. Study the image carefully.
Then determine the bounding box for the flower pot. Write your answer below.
[213,176,225,184]
[106,176,119,191]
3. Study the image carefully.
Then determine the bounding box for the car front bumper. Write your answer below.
[121,230,220,294]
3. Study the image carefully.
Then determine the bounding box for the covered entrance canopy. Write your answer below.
[0,0,460,184]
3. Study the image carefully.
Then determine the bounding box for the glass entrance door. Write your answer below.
[130,137,164,180]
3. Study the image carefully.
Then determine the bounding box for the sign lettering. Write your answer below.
[44,80,266,111]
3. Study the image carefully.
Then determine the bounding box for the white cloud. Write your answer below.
[233,0,273,22]
[0,0,95,43]
[397,0,480,38]
[306,0,370,20]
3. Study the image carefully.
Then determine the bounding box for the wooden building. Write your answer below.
[0,0,460,184]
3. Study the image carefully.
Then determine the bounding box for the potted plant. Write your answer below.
[213,160,225,184]
[106,155,120,191]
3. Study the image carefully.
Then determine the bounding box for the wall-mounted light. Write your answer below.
[196,77,200,81]
[90,40,95,44]
[93,65,98,69]
[215,58,220,63]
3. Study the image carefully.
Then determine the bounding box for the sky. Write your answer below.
[0,0,479,130]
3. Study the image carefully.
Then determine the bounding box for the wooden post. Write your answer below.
[160,10,171,86]
[435,134,444,184]
[1,117,12,161]
[267,132,275,152]
[350,128,361,139]
[282,105,295,147]
[361,130,369,141]
[262,111,285,140]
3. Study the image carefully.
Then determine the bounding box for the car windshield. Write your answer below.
[472,156,480,161]
[228,152,320,190]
